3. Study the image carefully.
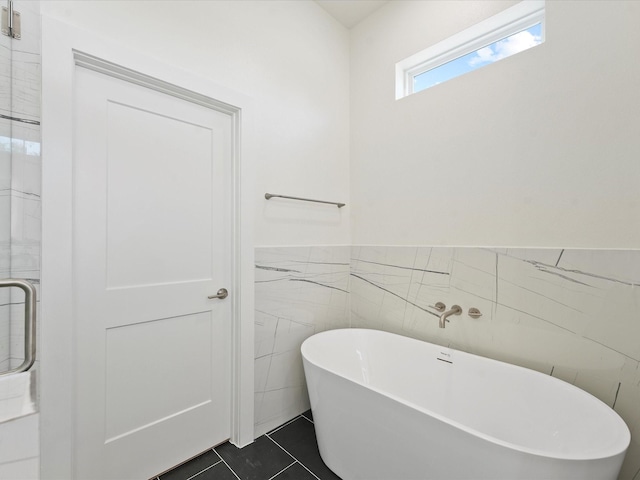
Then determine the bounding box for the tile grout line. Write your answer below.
[215,454,242,480]
[264,434,297,462]
[300,412,314,423]
[292,460,322,480]
[188,460,222,480]
[266,436,322,480]
[266,460,297,480]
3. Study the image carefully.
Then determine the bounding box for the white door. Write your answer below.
[72,64,232,479]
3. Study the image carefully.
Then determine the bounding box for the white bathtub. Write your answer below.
[301,329,630,480]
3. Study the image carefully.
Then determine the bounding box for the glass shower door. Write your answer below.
[0,0,41,375]
[0,0,14,374]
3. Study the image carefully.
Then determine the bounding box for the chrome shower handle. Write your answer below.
[0,279,36,377]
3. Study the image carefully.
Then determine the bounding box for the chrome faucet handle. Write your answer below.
[439,304,462,328]
[468,308,482,319]
[431,302,446,312]
[448,305,462,317]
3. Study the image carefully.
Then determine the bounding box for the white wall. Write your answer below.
[40,0,351,247]
[350,0,640,247]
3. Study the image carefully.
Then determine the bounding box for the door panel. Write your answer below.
[73,65,232,479]
[105,101,214,288]
[104,312,213,442]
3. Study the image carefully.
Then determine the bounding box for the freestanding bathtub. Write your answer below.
[301,329,630,480]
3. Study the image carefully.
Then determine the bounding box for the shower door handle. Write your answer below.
[208,288,228,300]
[0,278,36,377]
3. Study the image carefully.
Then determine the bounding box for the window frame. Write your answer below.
[395,0,545,99]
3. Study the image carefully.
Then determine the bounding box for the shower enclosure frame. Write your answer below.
[40,15,256,479]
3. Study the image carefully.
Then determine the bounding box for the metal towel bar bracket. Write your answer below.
[0,279,36,377]
[265,193,345,208]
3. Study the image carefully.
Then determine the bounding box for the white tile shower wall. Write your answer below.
[4,1,41,370]
[0,18,11,375]
[350,246,640,480]
[254,246,350,436]
[0,412,39,480]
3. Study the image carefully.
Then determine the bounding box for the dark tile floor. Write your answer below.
[152,410,342,480]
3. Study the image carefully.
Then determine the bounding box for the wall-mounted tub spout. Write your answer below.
[439,305,462,328]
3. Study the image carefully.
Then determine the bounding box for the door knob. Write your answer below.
[208,288,228,300]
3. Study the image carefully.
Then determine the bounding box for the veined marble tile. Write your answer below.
[499,248,564,266]
[257,246,640,477]
[495,253,596,334]
[449,250,496,303]
[263,350,306,393]
[0,121,10,190]
[11,198,40,246]
[7,51,40,123]
[351,247,448,324]
[582,284,640,361]
[352,245,414,268]
[0,44,11,115]
[1,3,41,376]
[405,248,452,312]
[558,249,640,286]
[9,122,41,197]
[254,385,310,437]
[0,242,11,278]
[254,310,278,360]
[615,374,640,480]
[454,248,498,275]
[0,409,39,480]
[9,243,39,281]
[254,355,271,395]
[351,260,413,297]
[350,246,640,480]
[254,246,350,435]
[0,200,10,250]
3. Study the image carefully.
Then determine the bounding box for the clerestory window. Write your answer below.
[396,0,545,99]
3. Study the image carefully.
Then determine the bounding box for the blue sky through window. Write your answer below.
[413,23,542,93]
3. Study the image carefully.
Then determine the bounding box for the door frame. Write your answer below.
[40,16,255,479]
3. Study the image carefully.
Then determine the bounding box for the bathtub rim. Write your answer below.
[301,328,631,463]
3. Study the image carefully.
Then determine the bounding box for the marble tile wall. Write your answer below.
[254,246,350,436]
[0,1,41,371]
[255,245,640,478]
[0,3,40,479]
[351,246,640,480]
[0,412,39,479]
[0,9,12,374]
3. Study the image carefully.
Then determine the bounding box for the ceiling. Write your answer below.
[314,0,390,29]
